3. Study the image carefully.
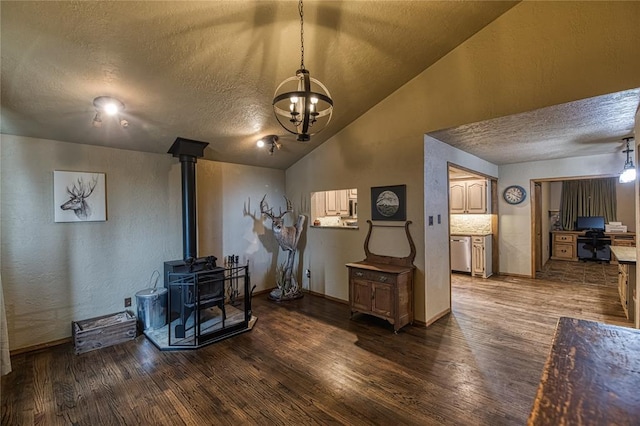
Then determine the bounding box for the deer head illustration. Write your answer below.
[60,175,98,220]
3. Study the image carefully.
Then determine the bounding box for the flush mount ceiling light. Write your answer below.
[92,96,128,128]
[272,0,333,142]
[257,135,281,155]
[619,136,636,183]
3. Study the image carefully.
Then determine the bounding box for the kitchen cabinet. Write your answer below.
[450,179,488,214]
[611,246,636,322]
[471,235,492,278]
[325,189,349,216]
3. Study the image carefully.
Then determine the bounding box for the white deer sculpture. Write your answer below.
[60,175,98,220]
[260,195,306,300]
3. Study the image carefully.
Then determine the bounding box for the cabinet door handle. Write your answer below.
[355,271,363,277]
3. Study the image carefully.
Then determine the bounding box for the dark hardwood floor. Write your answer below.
[2,271,633,425]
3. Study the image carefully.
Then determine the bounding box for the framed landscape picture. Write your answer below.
[54,171,106,222]
[371,184,406,221]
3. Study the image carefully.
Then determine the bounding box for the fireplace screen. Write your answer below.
[144,264,253,349]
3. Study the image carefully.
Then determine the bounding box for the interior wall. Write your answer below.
[424,137,498,320]
[616,181,636,232]
[216,161,285,293]
[0,135,285,350]
[285,1,640,324]
[285,132,425,313]
[499,154,623,276]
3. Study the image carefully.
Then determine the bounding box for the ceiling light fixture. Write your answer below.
[257,135,281,155]
[92,96,128,128]
[272,0,333,142]
[619,136,636,183]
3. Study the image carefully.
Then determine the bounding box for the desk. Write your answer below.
[551,231,635,262]
[528,317,640,425]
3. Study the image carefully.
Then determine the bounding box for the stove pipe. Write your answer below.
[167,137,209,260]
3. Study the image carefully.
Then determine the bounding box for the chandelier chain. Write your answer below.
[299,0,305,70]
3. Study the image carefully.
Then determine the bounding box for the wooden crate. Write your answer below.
[72,311,137,354]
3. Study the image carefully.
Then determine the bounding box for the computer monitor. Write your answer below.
[575,216,605,231]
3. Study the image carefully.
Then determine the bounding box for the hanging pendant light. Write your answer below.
[273,0,333,142]
[619,137,636,183]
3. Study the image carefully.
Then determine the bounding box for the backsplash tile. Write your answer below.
[450,214,492,234]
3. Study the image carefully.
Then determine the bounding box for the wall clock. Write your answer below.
[503,185,526,205]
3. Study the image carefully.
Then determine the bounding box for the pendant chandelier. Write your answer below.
[619,136,636,183]
[273,0,333,142]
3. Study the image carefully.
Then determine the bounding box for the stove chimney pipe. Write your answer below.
[168,137,209,260]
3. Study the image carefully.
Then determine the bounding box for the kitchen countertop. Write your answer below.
[311,225,359,230]
[451,232,492,237]
[610,246,637,264]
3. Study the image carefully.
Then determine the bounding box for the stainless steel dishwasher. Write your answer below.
[450,236,471,273]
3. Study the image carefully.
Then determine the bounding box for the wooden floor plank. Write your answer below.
[2,269,633,425]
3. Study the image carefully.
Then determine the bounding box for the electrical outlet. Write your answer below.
[305,269,311,278]
[124,297,131,307]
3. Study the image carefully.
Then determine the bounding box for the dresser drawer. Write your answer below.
[554,243,574,260]
[554,234,576,244]
[350,268,397,284]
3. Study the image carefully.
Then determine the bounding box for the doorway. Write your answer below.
[448,164,499,278]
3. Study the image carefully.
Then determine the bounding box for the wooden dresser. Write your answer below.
[346,220,416,333]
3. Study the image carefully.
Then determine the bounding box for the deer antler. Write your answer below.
[260,194,275,220]
[261,195,293,220]
[83,175,99,198]
[282,196,293,217]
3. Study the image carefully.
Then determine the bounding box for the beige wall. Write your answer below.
[616,181,636,232]
[286,1,640,323]
[0,135,285,350]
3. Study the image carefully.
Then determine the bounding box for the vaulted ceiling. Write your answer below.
[2,1,638,170]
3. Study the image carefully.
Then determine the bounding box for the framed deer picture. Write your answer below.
[54,171,106,222]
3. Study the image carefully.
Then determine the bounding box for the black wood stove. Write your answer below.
[149,137,253,350]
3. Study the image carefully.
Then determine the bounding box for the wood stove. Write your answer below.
[143,137,254,350]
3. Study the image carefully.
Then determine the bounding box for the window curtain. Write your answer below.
[560,178,617,230]
[1,273,10,376]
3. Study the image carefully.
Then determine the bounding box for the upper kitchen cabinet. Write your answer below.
[325,190,350,216]
[450,179,489,214]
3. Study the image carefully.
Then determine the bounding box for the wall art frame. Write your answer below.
[371,184,406,221]
[54,171,107,222]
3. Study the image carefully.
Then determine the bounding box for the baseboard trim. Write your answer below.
[304,289,348,305]
[496,272,533,279]
[10,337,72,356]
[426,308,451,326]
[412,319,427,328]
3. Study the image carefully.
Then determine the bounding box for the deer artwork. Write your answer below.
[60,175,99,220]
[260,195,306,300]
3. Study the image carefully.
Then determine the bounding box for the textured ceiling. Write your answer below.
[0,0,519,169]
[3,2,637,171]
[430,88,639,166]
